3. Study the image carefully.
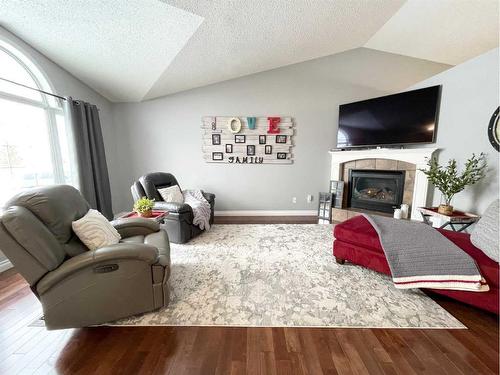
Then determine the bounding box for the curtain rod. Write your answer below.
[0,76,67,101]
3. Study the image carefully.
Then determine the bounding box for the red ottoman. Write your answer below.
[333,215,499,314]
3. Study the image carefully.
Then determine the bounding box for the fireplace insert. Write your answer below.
[348,169,405,213]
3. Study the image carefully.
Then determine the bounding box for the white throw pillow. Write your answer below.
[72,209,121,251]
[470,200,499,262]
[158,185,184,204]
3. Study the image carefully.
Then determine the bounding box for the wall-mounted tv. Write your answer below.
[336,85,441,148]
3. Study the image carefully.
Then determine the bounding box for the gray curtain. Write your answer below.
[64,97,113,219]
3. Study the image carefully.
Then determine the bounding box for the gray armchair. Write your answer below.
[131,172,215,244]
[0,185,170,330]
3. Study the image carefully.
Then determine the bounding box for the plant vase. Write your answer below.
[419,153,487,218]
[138,210,153,218]
[438,204,453,215]
[133,197,155,218]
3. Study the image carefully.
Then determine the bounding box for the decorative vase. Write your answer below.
[138,210,153,218]
[400,204,409,219]
[438,204,453,215]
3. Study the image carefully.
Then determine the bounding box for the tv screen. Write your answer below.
[336,85,441,148]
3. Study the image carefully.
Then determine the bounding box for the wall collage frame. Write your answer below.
[201,116,295,164]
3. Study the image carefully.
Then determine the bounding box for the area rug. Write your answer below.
[110,224,464,329]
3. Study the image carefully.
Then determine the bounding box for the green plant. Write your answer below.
[419,153,487,206]
[133,197,154,213]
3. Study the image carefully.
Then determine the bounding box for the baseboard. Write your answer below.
[215,210,317,216]
[0,259,13,273]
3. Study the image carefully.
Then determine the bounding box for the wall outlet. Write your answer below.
[307,194,313,203]
[292,197,297,204]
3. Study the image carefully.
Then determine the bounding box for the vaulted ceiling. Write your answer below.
[0,0,497,102]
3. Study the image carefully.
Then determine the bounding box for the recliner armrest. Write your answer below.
[154,201,192,214]
[36,243,159,295]
[201,191,215,204]
[110,217,160,237]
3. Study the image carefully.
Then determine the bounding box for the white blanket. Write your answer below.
[183,190,211,230]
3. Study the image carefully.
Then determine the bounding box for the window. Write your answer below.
[0,40,77,205]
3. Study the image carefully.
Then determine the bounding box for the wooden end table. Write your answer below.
[417,207,480,232]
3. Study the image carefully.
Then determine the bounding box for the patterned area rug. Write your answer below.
[112,224,464,328]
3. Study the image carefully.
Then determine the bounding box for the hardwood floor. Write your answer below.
[0,216,497,375]
[214,216,318,224]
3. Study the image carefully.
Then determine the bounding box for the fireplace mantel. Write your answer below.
[329,148,438,220]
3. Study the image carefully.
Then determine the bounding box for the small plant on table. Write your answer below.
[133,197,155,218]
[419,153,487,215]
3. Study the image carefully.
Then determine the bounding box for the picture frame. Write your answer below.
[259,135,266,144]
[247,145,256,156]
[225,144,233,153]
[276,135,287,144]
[212,134,221,145]
[212,152,223,161]
[265,145,272,154]
[277,152,287,159]
[330,180,345,208]
[235,135,246,143]
[318,192,334,223]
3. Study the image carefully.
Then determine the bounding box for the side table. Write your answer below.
[116,210,168,224]
[417,207,480,232]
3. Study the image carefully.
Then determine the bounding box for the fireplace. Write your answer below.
[330,148,437,220]
[348,169,405,213]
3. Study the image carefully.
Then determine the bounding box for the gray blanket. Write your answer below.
[183,190,211,230]
[363,214,488,292]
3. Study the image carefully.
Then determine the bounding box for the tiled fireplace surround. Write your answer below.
[329,148,437,221]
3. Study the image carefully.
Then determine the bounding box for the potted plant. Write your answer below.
[419,153,487,215]
[133,197,155,218]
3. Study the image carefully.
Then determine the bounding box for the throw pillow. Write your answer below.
[158,185,184,204]
[72,209,121,251]
[471,199,499,262]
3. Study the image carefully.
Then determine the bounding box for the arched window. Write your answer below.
[0,40,76,205]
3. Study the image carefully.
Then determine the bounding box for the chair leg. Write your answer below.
[335,256,345,265]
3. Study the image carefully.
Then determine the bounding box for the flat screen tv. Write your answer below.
[336,85,441,148]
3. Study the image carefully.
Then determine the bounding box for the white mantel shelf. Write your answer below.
[329,147,438,220]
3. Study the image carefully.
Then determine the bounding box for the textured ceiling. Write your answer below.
[365,0,499,65]
[0,0,203,101]
[0,0,497,102]
[144,0,406,100]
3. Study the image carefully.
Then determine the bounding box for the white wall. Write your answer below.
[111,48,449,212]
[410,48,499,214]
[0,27,118,266]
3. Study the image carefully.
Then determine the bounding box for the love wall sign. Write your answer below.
[201,116,294,164]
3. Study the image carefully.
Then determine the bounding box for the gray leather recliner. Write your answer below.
[0,185,170,330]
[131,172,215,244]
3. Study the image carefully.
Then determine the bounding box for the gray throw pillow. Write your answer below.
[470,200,499,262]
